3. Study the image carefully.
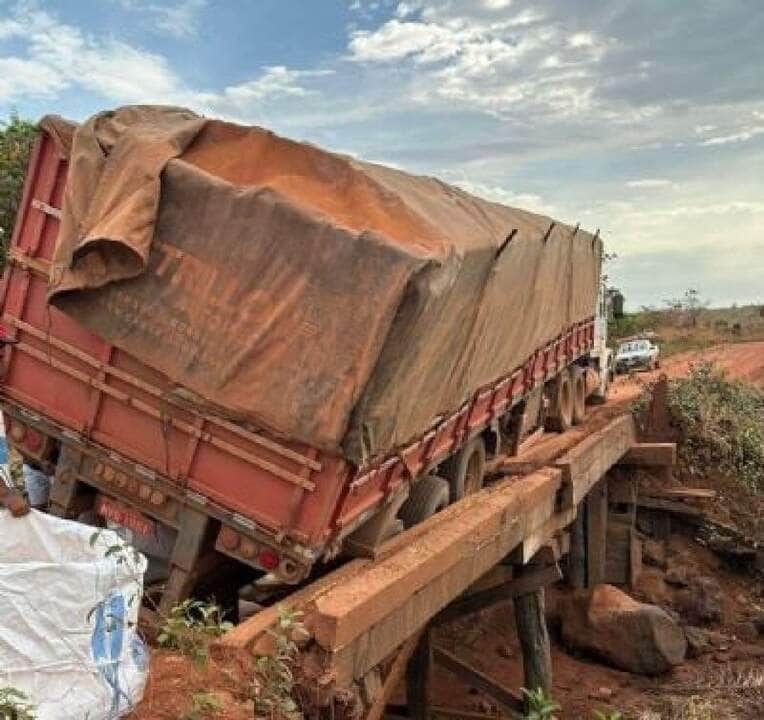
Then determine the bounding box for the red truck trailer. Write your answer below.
[1,107,607,611]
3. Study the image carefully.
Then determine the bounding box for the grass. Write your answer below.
[610,304,764,359]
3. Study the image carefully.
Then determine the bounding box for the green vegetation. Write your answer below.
[0,114,37,267]
[610,302,764,359]
[253,607,309,720]
[0,686,36,720]
[180,692,222,720]
[157,599,233,668]
[666,362,764,490]
[521,688,560,719]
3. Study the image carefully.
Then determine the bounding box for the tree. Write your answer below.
[0,113,37,267]
[663,288,709,327]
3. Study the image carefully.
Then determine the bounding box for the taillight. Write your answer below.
[258,549,279,571]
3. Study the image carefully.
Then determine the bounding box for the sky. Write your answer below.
[1,0,762,309]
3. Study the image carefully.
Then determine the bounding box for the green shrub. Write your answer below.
[157,599,233,668]
[666,362,764,490]
[522,687,560,719]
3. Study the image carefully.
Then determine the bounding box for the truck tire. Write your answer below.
[398,475,450,529]
[440,436,486,503]
[571,367,586,425]
[544,369,573,432]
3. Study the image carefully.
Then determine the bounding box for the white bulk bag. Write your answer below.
[0,510,148,719]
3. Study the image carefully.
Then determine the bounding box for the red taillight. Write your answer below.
[258,549,279,571]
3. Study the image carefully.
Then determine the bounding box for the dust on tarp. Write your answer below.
[42,106,601,465]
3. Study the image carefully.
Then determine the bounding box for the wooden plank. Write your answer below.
[221,558,366,650]
[618,442,676,467]
[432,646,524,716]
[586,479,608,587]
[556,414,636,508]
[436,563,562,624]
[636,496,704,518]
[309,469,562,653]
[646,487,716,500]
[323,476,566,684]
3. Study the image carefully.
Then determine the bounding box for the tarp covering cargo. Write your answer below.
[42,106,601,465]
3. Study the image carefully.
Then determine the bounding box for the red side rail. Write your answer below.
[1,127,595,581]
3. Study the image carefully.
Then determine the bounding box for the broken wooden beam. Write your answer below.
[618,442,677,467]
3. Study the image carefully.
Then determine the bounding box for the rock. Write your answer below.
[559,584,686,676]
[684,626,730,658]
[732,621,758,643]
[675,576,723,625]
[664,565,692,587]
[642,539,667,569]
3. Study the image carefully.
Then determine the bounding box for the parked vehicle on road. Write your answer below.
[0,107,612,610]
[615,337,660,373]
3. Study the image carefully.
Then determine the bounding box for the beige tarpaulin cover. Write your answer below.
[42,106,601,465]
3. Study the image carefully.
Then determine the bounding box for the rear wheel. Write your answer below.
[571,367,586,425]
[544,369,573,432]
[398,474,450,529]
[440,436,486,503]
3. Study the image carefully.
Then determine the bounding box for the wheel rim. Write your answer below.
[464,450,483,495]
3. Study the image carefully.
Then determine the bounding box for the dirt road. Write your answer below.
[612,340,764,405]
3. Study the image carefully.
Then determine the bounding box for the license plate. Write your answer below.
[96,495,156,537]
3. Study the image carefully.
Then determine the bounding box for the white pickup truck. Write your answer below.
[615,337,660,373]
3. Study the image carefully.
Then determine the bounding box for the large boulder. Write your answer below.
[559,584,687,675]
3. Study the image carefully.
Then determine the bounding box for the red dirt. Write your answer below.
[126,647,254,720]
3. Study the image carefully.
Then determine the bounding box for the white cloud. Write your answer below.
[700,125,764,146]
[482,0,513,9]
[0,19,23,40]
[151,0,207,39]
[110,0,207,39]
[349,20,469,64]
[0,57,66,101]
[626,178,675,189]
[450,179,554,215]
[568,32,595,48]
[0,6,328,114]
[347,10,613,119]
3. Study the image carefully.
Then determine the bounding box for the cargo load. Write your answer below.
[42,106,601,466]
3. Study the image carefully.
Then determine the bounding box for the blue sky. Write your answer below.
[1,0,762,309]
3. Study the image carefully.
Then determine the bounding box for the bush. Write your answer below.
[157,599,233,668]
[666,362,764,490]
